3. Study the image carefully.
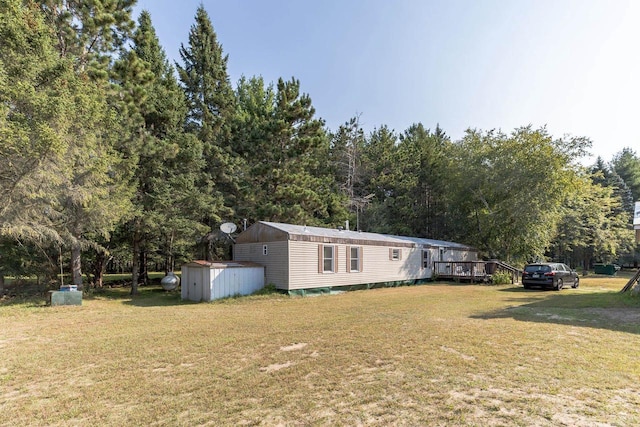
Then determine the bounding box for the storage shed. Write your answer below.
[233,221,477,293]
[181,261,265,302]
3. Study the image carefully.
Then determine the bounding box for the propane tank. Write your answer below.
[160,272,180,291]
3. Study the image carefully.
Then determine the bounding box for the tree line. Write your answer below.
[2,1,639,293]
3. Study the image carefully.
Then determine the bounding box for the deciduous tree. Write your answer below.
[448,127,590,263]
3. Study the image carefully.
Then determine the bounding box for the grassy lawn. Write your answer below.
[2,274,640,426]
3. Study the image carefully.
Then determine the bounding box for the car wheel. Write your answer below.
[555,279,563,291]
[572,277,579,288]
[523,283,530,289]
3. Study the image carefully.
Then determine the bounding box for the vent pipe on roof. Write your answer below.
[345,220,349,231]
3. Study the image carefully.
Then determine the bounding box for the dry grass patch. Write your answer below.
[2,275,640,426]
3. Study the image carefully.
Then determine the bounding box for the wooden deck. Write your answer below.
[433,261,521,284]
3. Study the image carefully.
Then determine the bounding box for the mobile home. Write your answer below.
[233,221,477,293]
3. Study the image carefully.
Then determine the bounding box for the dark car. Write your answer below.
[522,262,579,290]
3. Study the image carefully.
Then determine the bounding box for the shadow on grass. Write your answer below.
[472,286,640,334]
[90,284,286,307]
[0,284,289,309]
[0,294,49,308]
[86,285,191,307]
[0,286,187,308]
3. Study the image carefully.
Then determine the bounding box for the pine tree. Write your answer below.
[39,0,136,75]
[359,125,398,233]
[231,76,276,223]
[0,1,69,289]
[177,6,236,216]
[611,148,640,203]
[260,77,346,224]
[231,76,347,226]
[329,116,368,229]
[2,0,136,288]
[591,157,634,219]
[389,123,451,238]
[113,10,215,294]
[1,0,70,241]
[36,0,138,288]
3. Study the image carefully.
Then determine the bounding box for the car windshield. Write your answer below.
[525,265,551,273]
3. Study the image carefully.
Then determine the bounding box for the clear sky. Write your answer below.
[133,0,640,163]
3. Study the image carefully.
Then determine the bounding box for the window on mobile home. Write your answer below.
[349,246,361,272]
[323,245,334,272]
[422,250,431,269]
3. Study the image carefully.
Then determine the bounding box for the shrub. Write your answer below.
[491,271,512,285]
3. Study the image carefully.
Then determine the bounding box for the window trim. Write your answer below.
[390,248,401,261]
[347,246,363,273]
[422,249,431,269]
[318,244,337,273]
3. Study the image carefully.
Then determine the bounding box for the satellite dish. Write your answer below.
[220,222,237,234]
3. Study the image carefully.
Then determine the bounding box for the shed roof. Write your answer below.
[236,221,474,250]
[184,260,263,269]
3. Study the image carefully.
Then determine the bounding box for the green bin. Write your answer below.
[594,264,617,275]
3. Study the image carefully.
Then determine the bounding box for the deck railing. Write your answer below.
[433,260,521,283]
[433,261,488,281]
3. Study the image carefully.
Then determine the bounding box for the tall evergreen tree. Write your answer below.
[0,0,73,286]
[260,78,345,224]
[552,170,635,269]
[1,0,70,242]
[231,76,276,223]
[392,123,451,238]
[2,0,136,288]
[329,116,368,229]
[591,157,634,220]
[176,5,237,258]
[611,148,640,203]
[358,126,398,233]
[232,76,346,226]
[37,0,137,288]
[114,10,214,294]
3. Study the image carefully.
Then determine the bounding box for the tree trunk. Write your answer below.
[71,241,83,289]
[93,250,107,288]
[140,249,149,286]
[166,230,175,273]
[0,274,4,295]
[131,230,141,295]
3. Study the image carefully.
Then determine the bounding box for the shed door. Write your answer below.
[191,268,204,302]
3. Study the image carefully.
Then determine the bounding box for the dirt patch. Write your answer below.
[259,361,295,373]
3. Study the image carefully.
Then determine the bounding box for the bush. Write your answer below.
[491,271,512,285]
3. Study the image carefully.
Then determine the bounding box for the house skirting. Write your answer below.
[286,278,432,296]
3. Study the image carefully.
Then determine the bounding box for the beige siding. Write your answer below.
[234,242,289,289]
[288,241,432,290]
[234,236,476,291]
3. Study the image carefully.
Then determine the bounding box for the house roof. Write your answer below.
[238,221,474,250]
